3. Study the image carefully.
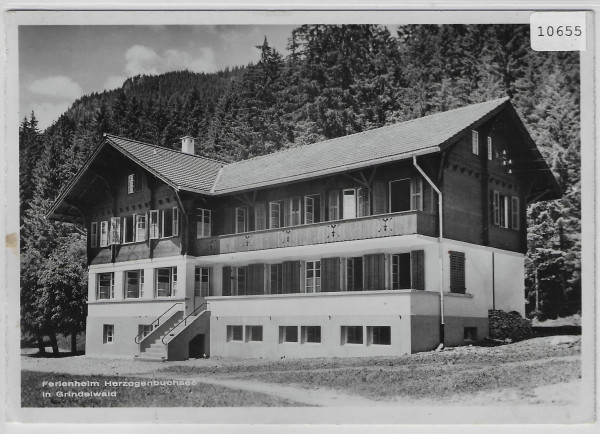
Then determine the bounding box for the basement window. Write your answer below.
[279,326,298,343]
[464,327,477,342]
[245,326,263,342]
[341,326,363,345]
[368,326,391,345]
[227,325,243,342]
[301,326,321,344]
[103,324,114,344]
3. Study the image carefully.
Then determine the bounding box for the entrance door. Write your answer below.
[343,189,357,219]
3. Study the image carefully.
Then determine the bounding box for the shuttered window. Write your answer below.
[449,251,466,294]
[254,202,267,230]
[328,190,340,220]
[321,257,341,292]
[270,264,283,294]
[289,197,301,226]
[90,222,98,248]
[222,266,232,296]
[247,264,265,295]
[411,250,425,290]
[391,253,411,289]
[123,215,134,243]
[492,191,509,228]
[364,253,386,291]
[283,261,301,293]
[372,181,387,215]
[346,257,363,291]
[110,217,121,245]
[196,208,211,238]
[305,260,321,293]
[149,210,160,239]
[511,196,520,230]
[236,267,247,296]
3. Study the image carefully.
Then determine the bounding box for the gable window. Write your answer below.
[236,207,248,233]
[90,222,98,248]
[472,130,479,155]
[196,208,211,238]
[290,197,301,226]
[449,251,466,294]
[194,267,210,297]
[149,210,160,239]
[328,190,339,221]
[270,264,283,294]
[236,266,247,296]
[341,326,363,345]
[135,215,147,242]
[269,201,283,229]
[305,260,321,293]
[125,270,143,298]
[123,215,135,243]
[127,171,142,194]
[347,257,363,291]
[301,326,321,344]
[109,217,121,245]
[97,273,114,300]
[100,221,109,247]
[279,326,298,343]
[156,267,177,297]
[487,136,493,160]
[103,324,114,344]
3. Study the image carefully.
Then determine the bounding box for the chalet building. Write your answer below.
[47,97,559,361]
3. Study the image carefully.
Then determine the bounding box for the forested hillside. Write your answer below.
[19,24,580,352]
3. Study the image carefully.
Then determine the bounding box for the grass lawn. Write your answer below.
[21,371,302,407]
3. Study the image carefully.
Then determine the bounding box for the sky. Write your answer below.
[19,25,296,129]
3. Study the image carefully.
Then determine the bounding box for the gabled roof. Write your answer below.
[105,135,224,193]
[214,97,510,193]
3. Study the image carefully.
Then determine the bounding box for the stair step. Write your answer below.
[134,356,166,362]
[150,343,165,349]
[144,348,166,355]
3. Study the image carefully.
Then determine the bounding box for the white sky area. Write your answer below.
[19,25,297,129]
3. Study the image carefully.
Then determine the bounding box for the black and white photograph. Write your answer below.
[1,4,596,431]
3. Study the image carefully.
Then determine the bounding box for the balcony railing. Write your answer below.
[197,210,437,255]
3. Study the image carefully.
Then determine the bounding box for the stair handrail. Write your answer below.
[161,302,207,345]
[134,302,183,344]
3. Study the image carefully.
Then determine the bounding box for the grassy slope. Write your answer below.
[21,371,302,407]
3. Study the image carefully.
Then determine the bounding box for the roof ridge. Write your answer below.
[104,133,226,166]
[222,97,509,168]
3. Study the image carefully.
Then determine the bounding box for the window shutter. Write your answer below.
[364,253,385,291]
[410,178,423,211]
[172,207,179,236]
[487,136,493,160]
[283,261,300,293]
[319,192,326,222]
[321,257,341,292]
[449,251,465,294]
[283,199,291,227]
[224,207,236,235]
[328,190,340,221]
[472,130,479,155]
[511,196,520,230]
[411,250,425,290]
[493,191,500,226]
[222,266,232,296]
[255,202,267,230]
[357,188,370,217]
[372,181,386,215]
[290,197,301,226]
[423,183,433,213]
[90,222,98,248]
[128,174,134,194]
[248,264,265,295]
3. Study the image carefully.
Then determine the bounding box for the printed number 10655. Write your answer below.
[536,26,582,37]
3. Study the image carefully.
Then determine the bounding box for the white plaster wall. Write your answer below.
[493,252,526,315]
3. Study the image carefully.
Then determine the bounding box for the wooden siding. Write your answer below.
[195,211,437,256]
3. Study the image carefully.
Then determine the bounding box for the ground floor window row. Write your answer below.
[225,325,391,346]
[95,267,178,300]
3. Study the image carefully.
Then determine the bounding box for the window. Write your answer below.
[464,327,477,342]
[357,188,369,217]
[511,196,520,230]
[305,260,321,293]
[236,207,247,233]
[196,208,211,238]
[391,253,411,289]
[487,136,493,160]
[123,215,135,243]
[97,273,114,300]
[194,267,210,297]
[269,201,282,229]
[390,178,423,213]
[493,191,509,228]
[100,221,109,247]
[449,251,466,294]
[472,130,479,155]
[135,214,147,242]
[236,266,247,296]
[304,194,321,223]
[368,326,391,345]
[103,324,114,344]
[270,264,283,294]
[301,326,321,344]
[138,324,152,339]
[290,197,301,226]
[245,326,263,342]
[227,325,243,342]
[162,207,178,238]
[125,270,143,298]
[410,178,423,211]
[342,326,363,345]
[328,190,339,221]
[342,188,357,219]
[346,257,363,291]
[127,171,142,194]
[279,326,298,343]
[156,267,177,297]
[149,210,160,239]
[110,217,121,245]
[90,222,98,248]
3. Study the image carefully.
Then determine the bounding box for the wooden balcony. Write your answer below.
[196,211,437,256]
